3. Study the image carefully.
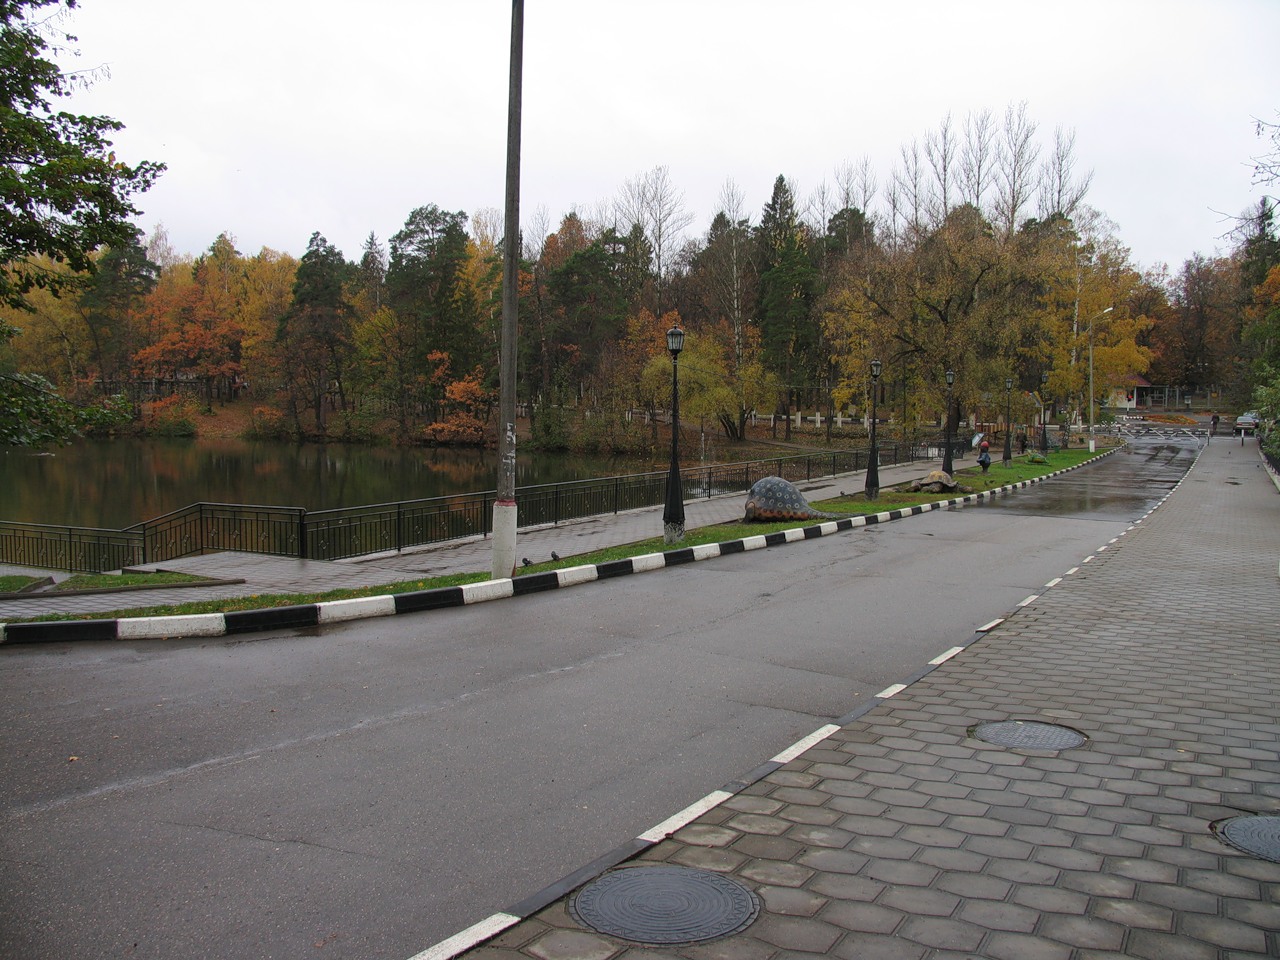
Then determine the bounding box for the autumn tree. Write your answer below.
[131,233,246,407]
[1,0,161,443]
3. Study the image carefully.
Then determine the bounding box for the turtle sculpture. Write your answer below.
[743,476,837,522]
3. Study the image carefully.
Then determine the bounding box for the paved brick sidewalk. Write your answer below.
[444,439,1280,959]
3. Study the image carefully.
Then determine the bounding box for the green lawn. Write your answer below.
[4,447,1111,624]
[55,571,213,591]
[0,575,44,594]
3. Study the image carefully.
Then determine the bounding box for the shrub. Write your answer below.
[145,395,200,437]
[244,406,291,440]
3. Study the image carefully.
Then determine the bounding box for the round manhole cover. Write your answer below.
[973,719,1087,750]
[1215,816,1280,863]
[570,865,760,944]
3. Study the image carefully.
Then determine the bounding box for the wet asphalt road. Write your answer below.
[0,439,1201,960]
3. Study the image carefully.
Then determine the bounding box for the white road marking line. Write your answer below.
[977,618,1004,632]
[771,724,842,764]
[929,646,964,665]
[407,913,521,960]
[875,683,909,699]
[638,790,735,843]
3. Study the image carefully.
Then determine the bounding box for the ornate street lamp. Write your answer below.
[865,359,882,500]
[942,369,955,476]
[1003,377,1013,466]
[663,325,686,544]
[1039,371,1050,453]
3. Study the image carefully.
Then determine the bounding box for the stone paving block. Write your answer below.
[757,885,828,917]
[672,824,739,847]
[1088,897,1174,931]
[796,848,870,876]
[784,824,852,848]
[879,885,962,917]
[681,937,775,960]
[748,915,842,953]
[830,931,927,960]
[731,834,804,861]
[1125,929,1220,960]
[881,805,949,826]
[1010,883,1089,913]
[982,931,1074,960]
[777,805,843,826]
[1038,914,1126,950]
[738,860,814,888]
[820,900,904,935]
[831,813,902,837]
[863,859,939,887]
[726,813,792,836]
[895,914,985,951]
[669,846,747,872]
[956,898,1039,933]
[526,929,620,960]
[721,795,784,816]
[1178,914,1270,953]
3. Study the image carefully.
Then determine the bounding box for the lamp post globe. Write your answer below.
[1003,377,1013,466]
[942,368,955,476]
[663,325,685,544]
[1039,371,1050,453]
[865,359,882,500]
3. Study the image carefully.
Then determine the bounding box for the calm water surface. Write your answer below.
[0,439,650,529]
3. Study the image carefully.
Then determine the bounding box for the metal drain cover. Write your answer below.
[973,719,1087,750]
[570,865,760,944]
[1216,816,1280,863]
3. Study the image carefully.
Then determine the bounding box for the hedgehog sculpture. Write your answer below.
[743,475,838,522]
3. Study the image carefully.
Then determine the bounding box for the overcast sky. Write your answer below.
[61,0,1279,273]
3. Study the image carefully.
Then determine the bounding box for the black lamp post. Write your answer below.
[942,368,955,476]
[1039,371,1050,453]
[663,325,685,544]
[1003,376,1013,466]
[865,359,882,500]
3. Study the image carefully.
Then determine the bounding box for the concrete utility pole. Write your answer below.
[492,0,523,580]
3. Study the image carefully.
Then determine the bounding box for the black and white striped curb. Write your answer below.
[0,450,1119,646]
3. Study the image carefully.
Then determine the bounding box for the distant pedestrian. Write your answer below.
[1018,432,1027,454]
[977,440,992,473]
[1210,412,1219,436]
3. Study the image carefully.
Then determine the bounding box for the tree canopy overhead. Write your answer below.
[0,0,164,314]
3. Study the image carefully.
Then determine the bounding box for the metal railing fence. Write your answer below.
[1,444,921,572]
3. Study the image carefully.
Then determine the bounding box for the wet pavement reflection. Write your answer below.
[980,438,1201,520]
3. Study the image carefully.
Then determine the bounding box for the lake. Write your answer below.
[0,438,653,530]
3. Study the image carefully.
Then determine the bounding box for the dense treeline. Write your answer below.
[4,105,1280,454]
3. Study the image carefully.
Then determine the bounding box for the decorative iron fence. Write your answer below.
[1,444,922,572]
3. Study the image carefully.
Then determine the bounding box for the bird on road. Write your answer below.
[521,558,531,567]
[551,551,560,561]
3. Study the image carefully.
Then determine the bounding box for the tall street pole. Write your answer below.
[865,359,881,499]
[663,326,686,544]
[942,368,955,476]
[1003,377,1013,466]
[492,0,523,580]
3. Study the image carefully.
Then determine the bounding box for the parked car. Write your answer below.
[1235,411,1260,434]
